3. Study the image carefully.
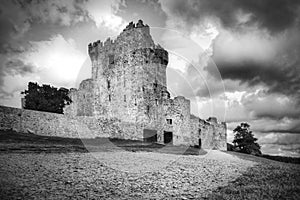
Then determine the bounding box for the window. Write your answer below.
[124,95,126,102]
[107,80,110,89]
[166,119,172,125]
[108,54,114,64]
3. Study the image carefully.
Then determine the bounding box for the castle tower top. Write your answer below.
[88,20,156,62]
[122,19,149,31]
[88,20,168,80]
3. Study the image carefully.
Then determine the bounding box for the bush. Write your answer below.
[21,82,71,114]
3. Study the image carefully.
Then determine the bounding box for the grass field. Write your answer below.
[0,129,206,155]
[206,152,300,199]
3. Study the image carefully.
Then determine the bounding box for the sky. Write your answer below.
[0,0,300,157]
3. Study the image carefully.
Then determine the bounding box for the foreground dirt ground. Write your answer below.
[0,150,299,200]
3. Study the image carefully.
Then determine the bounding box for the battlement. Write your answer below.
[122,19,149,31]
[88,20,155,62]
[88,20,149,49]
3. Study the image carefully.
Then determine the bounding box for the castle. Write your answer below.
[64,20,227,150]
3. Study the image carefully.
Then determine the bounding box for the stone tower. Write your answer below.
[64,20,227,149]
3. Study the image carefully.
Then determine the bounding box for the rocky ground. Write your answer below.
[0,150,256,199]
[0,131,299,199]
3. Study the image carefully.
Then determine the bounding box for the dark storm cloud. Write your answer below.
[163,0,300,102]
[208,60,284,87]
[0,58,36,92]
[12,0,90,26]
[166,0,300,33]
[0,0,90,53]
[0,43,28,54]
[0,58,36,81]
[4,59,36,76]
[209,44,300,103]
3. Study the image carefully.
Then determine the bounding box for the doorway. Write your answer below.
[198,138,202,149]
[164,131,173,144]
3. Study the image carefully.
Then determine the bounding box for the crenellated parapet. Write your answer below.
[88,38,116,62]
[123,19,149,32]
[88,20,154,64]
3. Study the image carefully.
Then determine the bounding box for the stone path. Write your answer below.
[0,150,256,199]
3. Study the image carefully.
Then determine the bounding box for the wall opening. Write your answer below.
[108,54,114,64]
[143,129,157,143]
[198,138,202,149]
[166,119,172,125]
[124,95,126,102]
[107,80,110,89]
[108,94,111,102]
[198,129,201,136]
[164,131,173,144]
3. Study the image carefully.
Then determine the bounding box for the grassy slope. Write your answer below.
[206,151,300,200]
[0,129,206,155]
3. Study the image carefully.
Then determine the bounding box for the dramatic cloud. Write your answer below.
[3,59,36,76]
[160,0,300,103]
[160,0,300,33]
[209,27,300,103]
[7,0,89,27]
[241,91,300,120]
[0,58,37,94]
[0,0,90,41]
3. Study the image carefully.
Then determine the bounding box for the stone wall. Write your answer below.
[0,106,127,139]
[162,96,191,145]
[0,105,227,150]
[207,118,227,151]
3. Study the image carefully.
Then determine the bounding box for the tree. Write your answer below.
[232,123,261,155]
[21,82,72,114]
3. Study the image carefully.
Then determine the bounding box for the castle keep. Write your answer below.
[64,20,227,150]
